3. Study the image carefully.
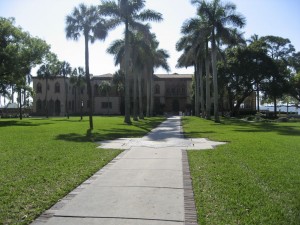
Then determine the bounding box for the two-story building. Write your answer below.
[32,73,193,116]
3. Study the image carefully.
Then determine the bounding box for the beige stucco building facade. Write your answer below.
[32,73,193,116]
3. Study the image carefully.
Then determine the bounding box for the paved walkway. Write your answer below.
[32,116,225,225]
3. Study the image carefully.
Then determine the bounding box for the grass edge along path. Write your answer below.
[182,117,300,225]
[0,116,165,225]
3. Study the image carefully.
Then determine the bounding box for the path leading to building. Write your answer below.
[32,116,225,225]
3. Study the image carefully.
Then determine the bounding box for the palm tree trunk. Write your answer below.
[23,89,26,107]
[64,75,69,119]
[205,41,211,119]
[150,70,154,116]
[107,93,110,115]
[146,69,150,117]
[133,70,138,121]
[211,34,220,122]
[256,83,260,112]
[199,60,205,118]
[45,78,48,118]
[124,20,131,124]
[194,64,199,116]
[138,70,144,119]
[84,34,93,130]
[11,85,14,103]
[19,89,22,120]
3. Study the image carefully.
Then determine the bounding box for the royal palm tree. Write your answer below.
[177,17,210,117]
[70,67,86,120]
[59,61,72,119]
[192,0,246,122]
[99,80,112,114]
[100,0,163,124]
[66,3,108,130]
[140,33,170,117]
[37,53,60,118]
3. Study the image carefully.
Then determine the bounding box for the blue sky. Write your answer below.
[1,0,299,76]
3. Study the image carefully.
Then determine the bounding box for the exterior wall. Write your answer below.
[32,73,256,116]
[33,77,68,116]
[94,97,120,115]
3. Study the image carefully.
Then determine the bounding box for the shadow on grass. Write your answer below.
[183,131,216,138]
[0,120,52,127]
[55,128,149,143]
[217,118,300,136]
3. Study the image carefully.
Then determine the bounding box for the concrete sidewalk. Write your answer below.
[32,116,225,225]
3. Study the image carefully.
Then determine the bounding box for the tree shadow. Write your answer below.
[230,120,300,136]
[0,120,52,127]
[183,131,216,138]
[55,128,149,143]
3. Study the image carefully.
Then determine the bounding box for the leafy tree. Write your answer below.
[0,17,49,108]
[289,72,300,102]
[260,35,295,116]
[66,3,109,130]
[218,45,275,115]
[100,0,163,123]
[191,0,246,122]
[290,51,300,73]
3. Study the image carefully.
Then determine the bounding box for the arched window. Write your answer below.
[36,83,42,93]
[55,82,60,93]
[155,84,160,94]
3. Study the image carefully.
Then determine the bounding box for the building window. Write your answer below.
[101,102,112,109]
[36,99,42,112]
[155,84,160,94]
[55,82,60,93]
[36,83,42,93]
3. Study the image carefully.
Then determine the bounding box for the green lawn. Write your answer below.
[182,117,300,225]
[0,116,165,225]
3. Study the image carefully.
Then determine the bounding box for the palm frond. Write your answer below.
[136,9,163,22]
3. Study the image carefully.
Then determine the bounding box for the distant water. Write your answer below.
[260,105,299,114]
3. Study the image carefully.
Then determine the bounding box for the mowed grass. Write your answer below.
[182,117,300,225]
[0,116,165,225]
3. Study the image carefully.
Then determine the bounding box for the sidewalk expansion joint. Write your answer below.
[94,185,184,190]
[52,215,184,223]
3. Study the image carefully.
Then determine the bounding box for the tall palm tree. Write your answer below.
[59,61,72,119]
[66,3,108,130]
[150,41,170,116]
[99,80,112,114]
[100,0,163,124]
[37,53,60,118]
[177,17,209,117]
[112,70,125,114]
[70,67,86,120]
[192,0,246,122]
